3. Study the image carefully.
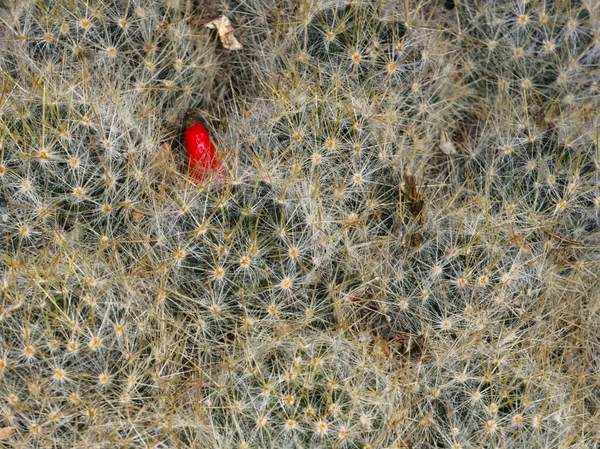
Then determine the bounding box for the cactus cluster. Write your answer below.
[1,0,599,448]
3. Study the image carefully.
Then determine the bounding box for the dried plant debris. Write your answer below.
[0,427,15,441]
[205,16,242,50]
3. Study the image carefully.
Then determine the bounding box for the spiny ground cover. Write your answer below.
[0,1,599,448]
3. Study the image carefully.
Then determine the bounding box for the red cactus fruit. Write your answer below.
[184,122,224,182]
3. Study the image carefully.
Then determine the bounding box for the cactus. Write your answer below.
[1,0,599,448]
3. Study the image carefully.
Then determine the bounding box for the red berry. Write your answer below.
[184,122,223,181]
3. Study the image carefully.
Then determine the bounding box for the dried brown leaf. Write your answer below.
[205,16,242,50]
